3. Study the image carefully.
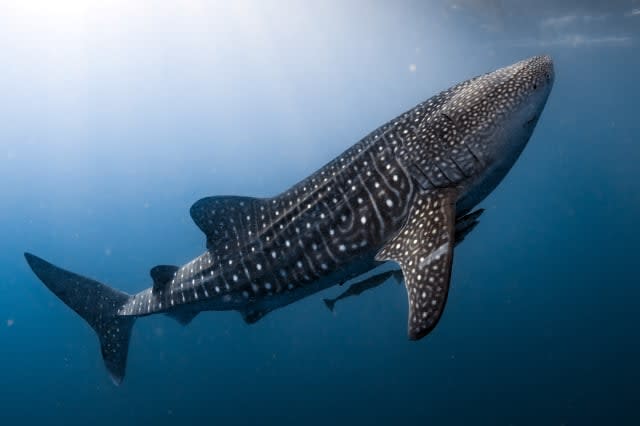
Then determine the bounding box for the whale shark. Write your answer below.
[25,55,554,384]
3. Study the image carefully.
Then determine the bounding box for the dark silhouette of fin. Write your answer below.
[323,298,336,312]
[240,308,270,324]
[166,309,199,326]
[454,208,484,246]
[24,253,135,385]
[150,265,179,294]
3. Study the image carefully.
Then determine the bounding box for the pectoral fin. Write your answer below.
[240,307,271,324]
[375,189,457,340]
[454,208,484,247]
[166,309,199,326]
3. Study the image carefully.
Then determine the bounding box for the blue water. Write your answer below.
[1,1,639,425]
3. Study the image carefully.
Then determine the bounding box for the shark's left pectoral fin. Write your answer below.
[375,189,457,340]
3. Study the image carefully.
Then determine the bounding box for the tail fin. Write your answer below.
[24,253,135,385]
[323,298,336,312]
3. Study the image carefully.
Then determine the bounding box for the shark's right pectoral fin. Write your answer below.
[375,189,457,340]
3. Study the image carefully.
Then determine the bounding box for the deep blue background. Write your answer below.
[1,1,639,425]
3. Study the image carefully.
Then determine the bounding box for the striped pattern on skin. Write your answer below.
[24,56,555,384]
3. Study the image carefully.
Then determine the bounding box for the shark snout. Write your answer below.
[543,56,555,82]
[527,55,555,90]
[539,55,554,85]
[513,55,554,128]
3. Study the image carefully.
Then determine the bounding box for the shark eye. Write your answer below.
[533,83,538,90]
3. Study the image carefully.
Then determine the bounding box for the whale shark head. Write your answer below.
[440,55,555,170]
[406,55,556,213]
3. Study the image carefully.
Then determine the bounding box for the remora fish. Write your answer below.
[323,269,404,313]
[322,207,484,312]
[25,55,554,384]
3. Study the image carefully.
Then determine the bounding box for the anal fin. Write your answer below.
[240,307,271,325]
[375,189,457,340]
[166,309,199,326]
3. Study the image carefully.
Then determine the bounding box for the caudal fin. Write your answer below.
[24,253,135,385]
[323,298,336,312]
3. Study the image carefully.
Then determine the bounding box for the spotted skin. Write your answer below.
[25,56,554,383]
[123,130,417,319]
[376,190,456,339]
[322,208,483,314]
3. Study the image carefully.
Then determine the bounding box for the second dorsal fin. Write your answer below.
[189,196,267,252]
[150,265,179,294]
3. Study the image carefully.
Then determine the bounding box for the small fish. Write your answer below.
[323,208,484,312]
[323,270,404,313]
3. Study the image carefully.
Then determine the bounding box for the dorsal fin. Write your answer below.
[150,265,179,294]
[189,196,267,252]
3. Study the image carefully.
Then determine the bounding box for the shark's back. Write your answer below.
[186,121,419,299]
